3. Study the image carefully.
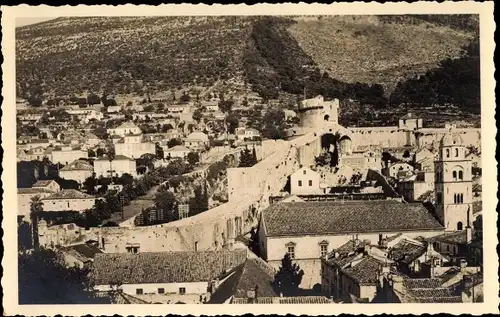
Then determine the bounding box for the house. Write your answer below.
[290,166,323,195]
[235,128,261,142]
[41,189,95,212]
[66,109,104,123]
[59,241,103,269]
[91,250,248,304]
[107,105,122,113]
[397,170,434,202]
[17,188,54,223]
[59,159,94,184]
[24,138,51,151]
[183,131,209,151]
[466,152,481,169]
[114,134,156,159]
[414,148,434,164]
[84,132,101,148]
[258,200,445,289]
[51,146,88,165]
[208,257,279,304]
[166,104,190,114]
[429,227,481,266]
[32,180,60,193]
[385,162,414,179]
[107,122,142,137]
[94,155,137,178]
[164,145,191,159]
[398,113,423,130]
[202,101,219,112]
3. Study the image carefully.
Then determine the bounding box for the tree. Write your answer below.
[239,147,257,167]
[18,248,108,304]
[30,195,44,248]
[192,109,202,123]
[167,138,183,148]
[262,108,288,140]
[272,253,304,296]
[83,176,98,195]
[218,100,234,114]
[180,91,191,103]
[226,112,240,134]
[154,186,177,219]
[117,173,134,186]
[161,124,173,132]
[187,152,200,166]
[158,103,165,111]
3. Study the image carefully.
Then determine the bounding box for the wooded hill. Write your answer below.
[16,15,479,113]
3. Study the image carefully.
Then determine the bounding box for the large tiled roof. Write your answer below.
[43,189,94,200]
[209,258,278,304]
[60,159,94,171]
[91,250,247,286]
[262,201,443,237]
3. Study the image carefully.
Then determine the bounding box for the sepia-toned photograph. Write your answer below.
[2,3,497,316]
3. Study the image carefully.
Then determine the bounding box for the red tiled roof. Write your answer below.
[91,250,247,285]
[262,200,444,237]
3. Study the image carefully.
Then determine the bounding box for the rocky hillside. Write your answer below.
[16,15,479,112]
[288,15,477,94]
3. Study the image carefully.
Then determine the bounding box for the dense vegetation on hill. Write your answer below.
[390,40,480,114]
[17,15,480,113]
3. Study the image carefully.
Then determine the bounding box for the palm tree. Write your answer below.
[30,195,44,248]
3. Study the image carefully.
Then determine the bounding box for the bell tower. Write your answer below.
[434,130,473,231]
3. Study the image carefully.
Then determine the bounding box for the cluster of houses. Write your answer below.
[32,129,483,304]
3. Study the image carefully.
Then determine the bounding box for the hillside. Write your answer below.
[16,16,254,98]
[16,15,479,114]
[287,15,477,94]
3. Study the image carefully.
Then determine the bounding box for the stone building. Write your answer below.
[51,146,88,165]
[258,200,445,289]
[41,189,95,212]
[289,166,323,195]
[94,155,137,178]
[115,134,156,159]
[59,159,94,184]
[434,130,473,232]
[107,122,142,138]
[91,250,247,304]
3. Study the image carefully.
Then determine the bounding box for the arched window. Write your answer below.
[324,115,330,121]
[460,193,464,203]
[452,171,457,180]
[457,222,463,231]
[458,171,463,181]
[453,194,457,204]
[446,149,450,158]
[455,148,459,157]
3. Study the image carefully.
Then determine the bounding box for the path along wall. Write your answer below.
[346,127,481,150]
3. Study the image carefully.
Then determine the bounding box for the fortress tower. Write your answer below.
[434,130,473,231]
[298,95,339,130]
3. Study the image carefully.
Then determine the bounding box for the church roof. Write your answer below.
[262,200,444,237]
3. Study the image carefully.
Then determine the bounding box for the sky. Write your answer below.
[16,17,57,27]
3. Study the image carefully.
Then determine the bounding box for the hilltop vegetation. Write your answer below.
[16,15,480,114]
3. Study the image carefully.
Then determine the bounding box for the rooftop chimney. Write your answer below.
[460,259,468,273]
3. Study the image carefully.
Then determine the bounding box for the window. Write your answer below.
[158,288,165,294]
[298,180,302,187]
[446,149,450,158]
[303,170,307,175]
[458,171,463,180]
[309,180,313,187]
[452,171,457,180]
[136,288,143,295]
[179,287,186,295]
[457,222,463,231]
[455,148,459,157]
[320,244,328,257]
[287,246,296,259]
